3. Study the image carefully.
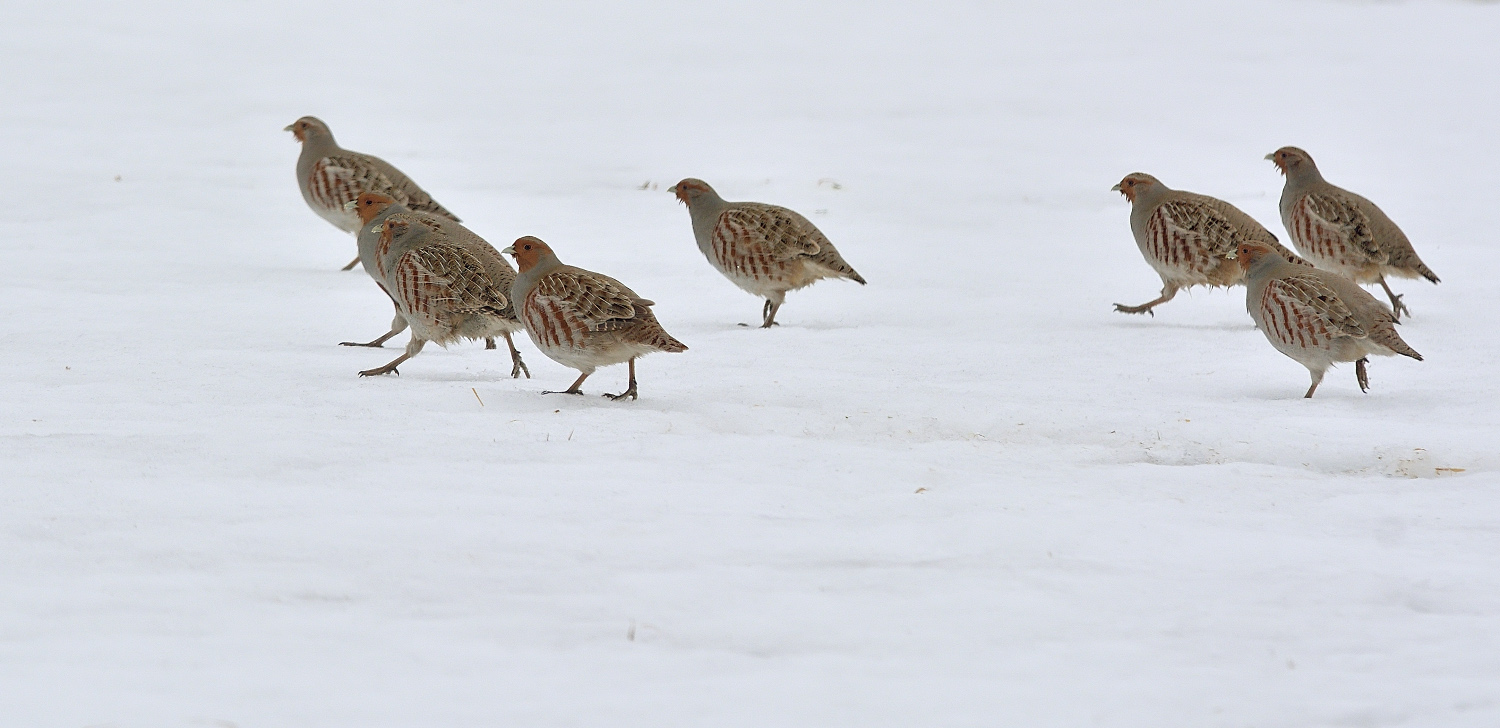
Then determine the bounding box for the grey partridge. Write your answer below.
[340,193,529,377]
[286,116,459,270]
[670,178,864,328]
[1112,173,1307,316]
[503,237,687,400]
[357,213,528,379]
[1267,147,1439,320]
[1237,241,1422,398]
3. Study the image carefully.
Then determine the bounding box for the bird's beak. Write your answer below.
[1263,153,1275,161]
[667,185,677,194]
[343,200,358,211]
[501,246,516,256]
[1110,183,1122,192]
[284,124,296,132]
[1226,250,1237,260]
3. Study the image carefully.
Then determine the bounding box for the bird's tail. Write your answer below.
[1370,324,1423,361]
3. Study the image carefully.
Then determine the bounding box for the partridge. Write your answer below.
[1236,242,1422,398]
[357,212,529,379]
[670,178,865,328]
[1112,173,1307,316]
[337,191,531,375]
[286,116,460,270]
[502,237,687,400]
[1267,147,1439,320]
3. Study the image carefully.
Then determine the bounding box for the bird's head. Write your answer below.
[669,178,715,207]
[502,236,554,273]
[284,116,331,143]
[344,192,398,225]
[1111,173,1160,203]
[1265,147,1313,176]
[1231,242,1279,273]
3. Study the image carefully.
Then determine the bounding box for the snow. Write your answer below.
[3,1,1500,725]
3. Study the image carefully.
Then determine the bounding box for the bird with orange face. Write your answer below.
[340,193,529,377]
[1112,173,1307,316]
[1266,147,1439,320]
[502,237,686,400]
[286,116,459,270]
[1236,241,1421,398]
[670,178,864,328]
[354,213,525,378]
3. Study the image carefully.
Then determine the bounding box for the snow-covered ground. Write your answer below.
[4,1,1499,725]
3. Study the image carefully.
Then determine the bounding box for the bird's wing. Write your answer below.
[713,205,823,262]
[1300,192,1384,263]
[394,242,508,319]
[319,154,459,222]
[1268,274,1367,338]
[1150,198,1242,258]
[313,155,399,208]
[534,269,645,332]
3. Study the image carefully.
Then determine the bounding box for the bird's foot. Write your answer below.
[359,365,400,377]
[1389,294,1410,321]
[1356,358,1370,393]
[340,340,386,348]
[736,321,781,328]
[542,389,584,396]
[485,338,497,350]
[604,386,638,401]
[1113,303,1155,316]
[511,359,531,379]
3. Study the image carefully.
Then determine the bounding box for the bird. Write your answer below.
[1112,173,1308,316]
[1236,241,1422,398]
[502,236,686,400]
[669,178,864,328]
[286,116,460,271]
[340,193,530,377]
[356,212,529,379]
[1267,147,1439,320]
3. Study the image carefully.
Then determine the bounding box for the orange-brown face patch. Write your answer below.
[511,236,551,273]
[355,193,397,224]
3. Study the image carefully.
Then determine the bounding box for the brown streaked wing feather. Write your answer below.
[1302,193,1383,263]
[1153,199,1241,259]
[535,270,640,331]
[718,207,821,261]
[403,243,508,314]
[1270,275,1367,338]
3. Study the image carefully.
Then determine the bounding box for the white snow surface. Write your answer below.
[4,1,1500,726]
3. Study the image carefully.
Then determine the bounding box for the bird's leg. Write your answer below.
[738,299,782,327]
[761,300,783,328]
[1356,357,1370,393]
[341,329,402,348]
[1114,285,1178,316]
[544,372,590,395]
[340,308,409,348]
[604,358,639,401]
[342,255,361,271]
[503,332,530,379]
[359,353,411,377]
[1377,276,1410,320]
[1303,369,1325,399]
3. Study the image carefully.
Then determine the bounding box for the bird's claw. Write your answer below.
[340,341,385,348]
[358,366,399,377]
[542,389,583,396]
[604,389,638,401]
[1113,303,1154,316]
